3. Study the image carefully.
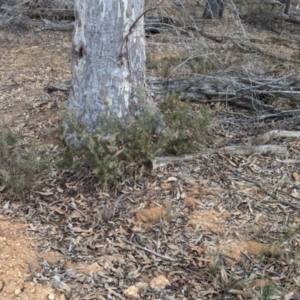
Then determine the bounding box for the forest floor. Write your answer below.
[1,0,300,299]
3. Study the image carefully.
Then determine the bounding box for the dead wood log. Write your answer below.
[24,8,74,20]
[283,13,300,25]
[153,129,300,164]
[187,26,300,64]
[38,18,74,31]
[247,109,300,122]
[24,16,173,33]
[44,80,71,93]
[153,143,288,167]
[250,130,300,146]
[214,130,300,156]
[0,5,176,34]
[148,74,300,111]
[215,145,287,155]
[44,74,300,112]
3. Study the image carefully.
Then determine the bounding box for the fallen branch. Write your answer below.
[250,130,300,146]
[153,144,289,167]
[216,145,287,155]
[189,26,300,64]
[147,74,300,110]
[247,109,300,122]
[122,239,176,262]
[39,18,74,31]
[283,13,300,25]
[229,168,300,210]
[248,194,300,211]
[44,74,300,113]
[0,4,176,34]
[153,129,300,164]
[153,154,197,168]
[24,8,74,20]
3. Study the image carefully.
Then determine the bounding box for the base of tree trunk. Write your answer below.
[202,0,225,19]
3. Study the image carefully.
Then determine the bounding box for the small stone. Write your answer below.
[59,294,66,300]
[14,288,21,295]
[48,294,55,300]
[77,262,104,275]
[150,275,170,290]
[43,251,61,266]
[124,286,139,299]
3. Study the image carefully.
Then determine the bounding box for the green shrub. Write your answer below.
[61,94,211,186]
[239,0,284,31]
[159,93,211,154]
[188,54,221,74]
[262,282,275,300]
[0,123,48,199]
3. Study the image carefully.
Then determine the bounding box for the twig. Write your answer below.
[246,194,300,211]
[228,167,300,210]
[122,239,176,262]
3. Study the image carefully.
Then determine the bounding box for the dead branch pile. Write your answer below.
[149,74,300,111]
[45,74,300,113]
[0,3,178,33]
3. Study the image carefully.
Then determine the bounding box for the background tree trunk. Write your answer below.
[284,0,291,14]
[65,0,159,142]
[202,0,225,19]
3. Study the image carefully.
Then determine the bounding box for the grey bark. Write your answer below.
[202,0,225,19]
[65,0,160,143]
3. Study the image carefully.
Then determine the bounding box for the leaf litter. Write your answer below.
[1,7,300,300]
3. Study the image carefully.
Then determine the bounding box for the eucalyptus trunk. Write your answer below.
[284,0,291,14]
[203,0,225,19]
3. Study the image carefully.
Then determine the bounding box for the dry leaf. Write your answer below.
[284,292,294,300]
[254,213,261,223]
[35,190,53,196]
[165,177,177,182]
[160,183,171,190]
[57,186,64,193]
[107,288,123,298]
[220,266,228,284]
[136,207,167,224]
[150,275,170,290]
[70,210,82,219]
[291,189,300,199]
[51,205,67,215]
[76,262,104,275]
[184,196,197,207]
[119,226,128,234]
[72,227,93,233]
[65,182,78,190]
[115,147,124,156]
[292,172,299,181]
[124,286,139,299]
[252,279,270,288]
[195,246,205,255]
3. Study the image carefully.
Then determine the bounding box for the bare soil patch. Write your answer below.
[0,216,63,300]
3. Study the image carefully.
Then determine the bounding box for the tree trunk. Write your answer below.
[284,0,291,14]
[65,0,160,143]
[202,0,225,19]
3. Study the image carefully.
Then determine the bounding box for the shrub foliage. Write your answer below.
[0,123,47,198]
[61,94,211,186]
